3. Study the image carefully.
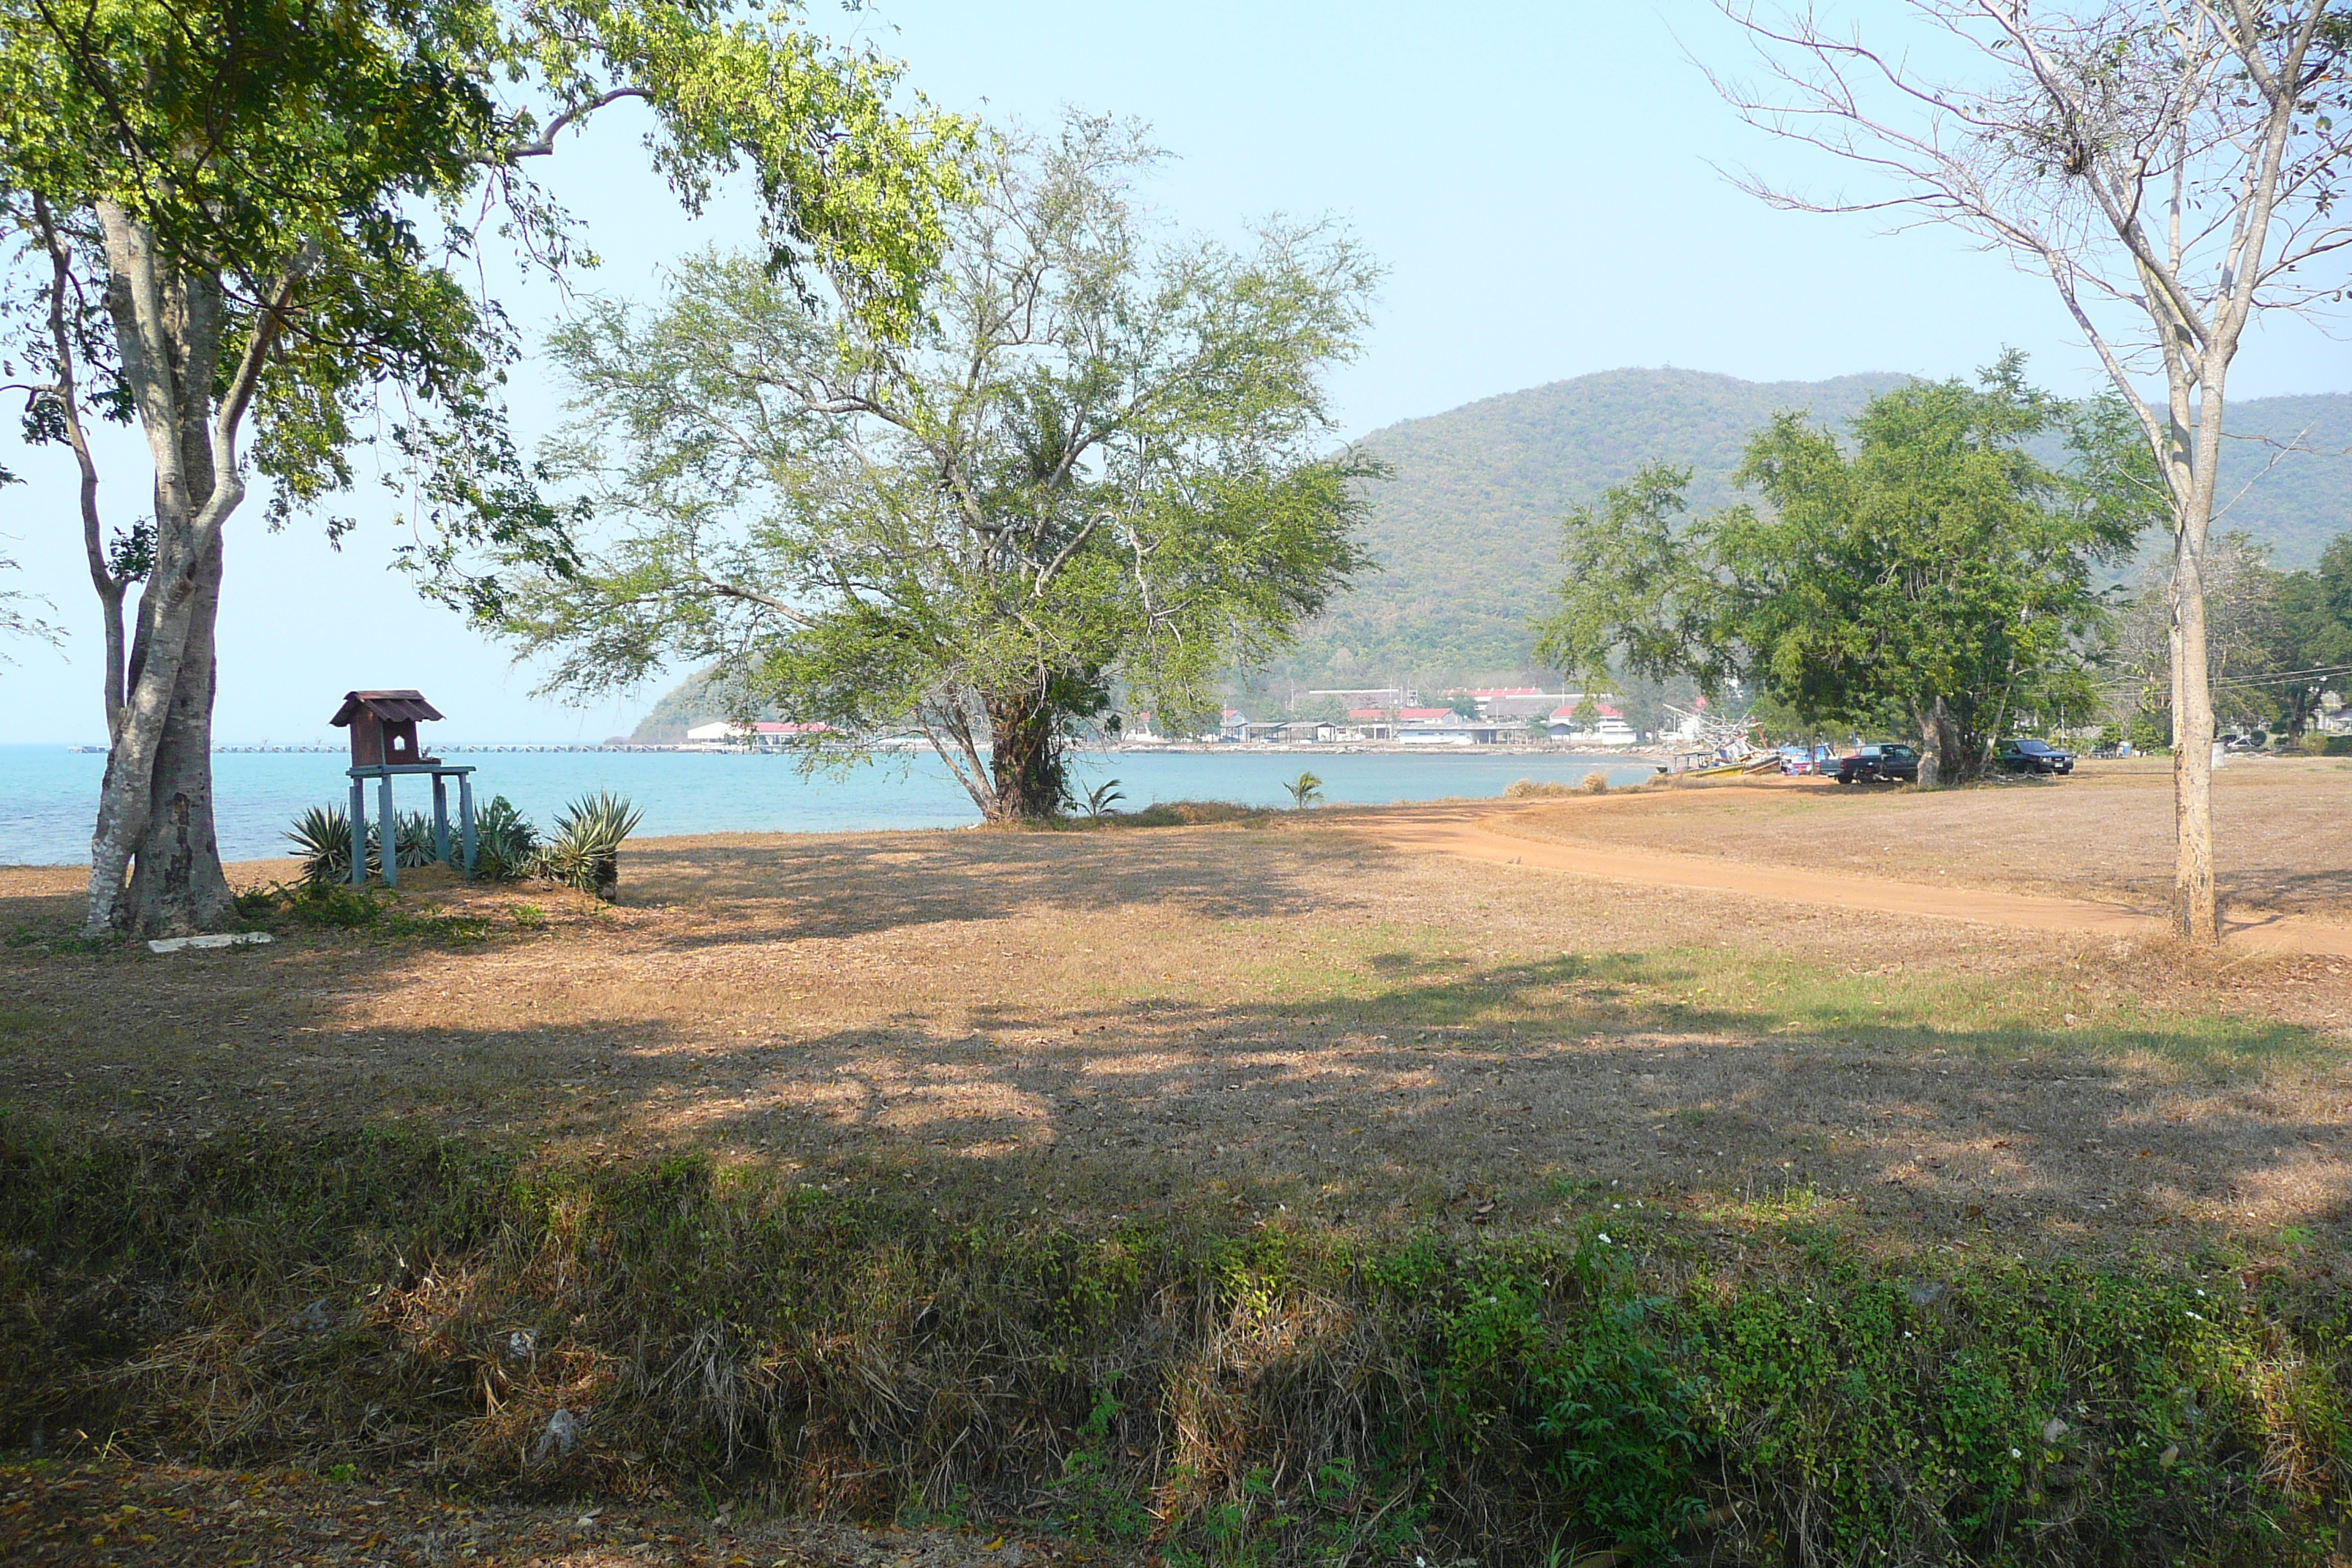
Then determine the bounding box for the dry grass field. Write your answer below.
[1504,755,2352,919]
[8,764,2352,1564]
[5,761,2350,1256]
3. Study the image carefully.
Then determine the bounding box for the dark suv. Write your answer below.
[1997,738,2076,775]
[1836,743,1920,784]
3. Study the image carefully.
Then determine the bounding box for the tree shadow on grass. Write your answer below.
[6,862,2346,1260]
[315,948,2349,1256]
[618,825,1383,946]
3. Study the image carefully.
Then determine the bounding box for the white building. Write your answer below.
[1546,704,1640,747]
[685,720,834,748]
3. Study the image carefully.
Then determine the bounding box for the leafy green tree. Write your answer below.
[2264,536,2352,739]
[1,0,964,935]
[1536,361,2151,785]
[509,118,1379,821]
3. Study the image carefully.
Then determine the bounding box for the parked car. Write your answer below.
[1836,743,1919,784]
[1996,738,2076,775]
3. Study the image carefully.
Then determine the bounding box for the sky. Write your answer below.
[4,1,2346,745]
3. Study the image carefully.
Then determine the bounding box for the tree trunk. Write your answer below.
[1943,712,1981,784]
[121,533,235,932]
[2171,540,2219,943]
[81,209,255,938]
[1915,696,1961,788]
[984,686,1064,821]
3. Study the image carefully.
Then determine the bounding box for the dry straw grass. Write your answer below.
[7,1117,2349,1567]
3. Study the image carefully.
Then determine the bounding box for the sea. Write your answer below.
[0,744,1663,866]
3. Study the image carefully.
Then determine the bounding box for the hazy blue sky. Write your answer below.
[4,1,2345,743]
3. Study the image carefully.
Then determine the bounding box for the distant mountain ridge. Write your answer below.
[630,367,2352,731]
[1263,366,2352,693]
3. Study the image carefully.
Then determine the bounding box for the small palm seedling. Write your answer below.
[471,795,539,881]
[1284,771,1324,809]
[535,791,644,901]
[1079,778,1126,820]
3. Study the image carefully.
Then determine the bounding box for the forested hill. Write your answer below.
[1257,367,2352,694]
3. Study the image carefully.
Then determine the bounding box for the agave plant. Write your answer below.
[393,810,439,869]
[284,804,396,886]
[286,804,358,886]
[470,795,539,882]
[534,791,644,900]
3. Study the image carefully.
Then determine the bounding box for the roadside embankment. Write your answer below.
[7,1118,2348,1566]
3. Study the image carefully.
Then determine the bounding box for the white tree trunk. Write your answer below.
[2166,355,2234,946]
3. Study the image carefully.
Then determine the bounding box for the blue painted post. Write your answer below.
[459,772,477,878]
[379,772,398,888]
[348,774,367,887]
[431,774,451,866]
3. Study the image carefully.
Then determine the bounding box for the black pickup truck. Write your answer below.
[1835,743,1920,784]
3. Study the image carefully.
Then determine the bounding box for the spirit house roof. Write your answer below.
[331,690,445,727]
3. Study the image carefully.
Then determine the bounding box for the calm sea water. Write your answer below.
[0,745,1661,865]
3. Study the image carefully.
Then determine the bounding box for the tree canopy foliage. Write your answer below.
[512,117,1380,819]
[1535,359,2154,783]
[0,0,966,933]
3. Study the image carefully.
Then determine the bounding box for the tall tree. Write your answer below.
[1708,1,2352,937]
[1,0,964,935]
[1536,363,2146,781]
[510,118,1379,821]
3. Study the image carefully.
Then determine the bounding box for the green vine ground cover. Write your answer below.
[3,1119,2346,1567]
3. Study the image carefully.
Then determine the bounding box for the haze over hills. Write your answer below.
[1255,366,2352,696]
[631,367,2352,734]
[1262,369,1904,695]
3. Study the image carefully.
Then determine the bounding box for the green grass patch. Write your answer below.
[1224,930,2324,1077]
[1,1116,2345,1564]
[230,882,498,944]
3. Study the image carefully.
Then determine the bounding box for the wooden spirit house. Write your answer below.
[329,689,477,888]
[331,690,443,767]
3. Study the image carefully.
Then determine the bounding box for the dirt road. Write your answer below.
[1369,801,2352,956]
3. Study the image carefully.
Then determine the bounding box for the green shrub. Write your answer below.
[1106,799,1261,827]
